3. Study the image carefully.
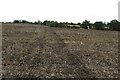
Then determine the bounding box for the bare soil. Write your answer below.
[2,23,118,78]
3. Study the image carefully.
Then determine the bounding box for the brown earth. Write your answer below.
[2,23,118,78]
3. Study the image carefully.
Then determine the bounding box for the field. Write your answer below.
[2,23,118,78]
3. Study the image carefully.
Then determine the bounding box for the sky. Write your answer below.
[0,0,120,23]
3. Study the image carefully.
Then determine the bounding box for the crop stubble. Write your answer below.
[2,23,118,78]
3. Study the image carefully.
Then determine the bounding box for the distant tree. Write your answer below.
[34,22,38,24]
[109,19,120,31]
[58,22,66,27]
[77,22,81,25]
[46,21,51,26]
[81,20,91,29]
[49,21,58,27]
[13,20,21,23]
[70,22,74,25]
[53,21,59,27]
[42,20,59,27]
[13,20,29,23]
[43,20,48,25]
[93,21,105,30]
[22,20,28,23]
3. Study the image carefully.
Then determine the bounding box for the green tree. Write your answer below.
[43,20,48,25]
[81,20,91,29]
[93,21,105,30]
[13,20,21,23]
[22,20,29,23]
[109,19,120,31]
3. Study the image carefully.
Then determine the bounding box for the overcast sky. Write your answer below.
[0,0,119,23]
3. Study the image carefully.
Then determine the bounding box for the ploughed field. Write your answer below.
[2,23,118,78]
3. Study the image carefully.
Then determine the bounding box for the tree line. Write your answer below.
[81,20,120,31]
[7,19,120,31]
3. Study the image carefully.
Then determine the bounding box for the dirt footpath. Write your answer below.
[2,24,118,78]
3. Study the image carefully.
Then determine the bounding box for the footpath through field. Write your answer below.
[38,27,95,78]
